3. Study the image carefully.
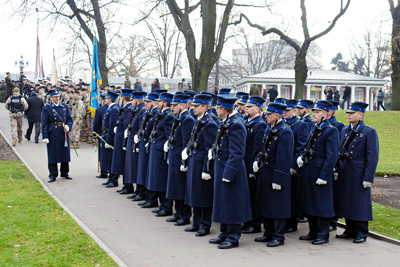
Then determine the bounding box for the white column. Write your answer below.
[246,83,251,94]
[351,86,355,103]
[306,85,310,100]
[277,84,282,98]
[365,86,371,111]
[291,85,295,99]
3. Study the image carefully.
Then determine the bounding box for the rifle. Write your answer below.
[300,119,325,165]
[206,113,231,172]
[165,109,182,160]
[255,128,278,170]
[146,110,164,153]
[123,103,138,149]
[333,122,363,173]
[113,104,125,131]
[132,105,153,152]
[182,119,206,168]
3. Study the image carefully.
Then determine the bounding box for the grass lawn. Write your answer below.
[333,110,400,176]
[0,161,117,266]
[370,202,400,240]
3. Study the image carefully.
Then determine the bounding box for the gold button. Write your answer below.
[218,159,220,161]
[351,151,353,154]
[267,149,270,151]
[144,139,146,141]
[269,142,271,144]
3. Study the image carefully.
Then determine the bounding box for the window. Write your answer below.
[355,88,363,102]
[310,91,320,100]
[281,87,290,98]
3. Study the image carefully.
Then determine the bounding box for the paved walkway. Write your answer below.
[0,103,399,267]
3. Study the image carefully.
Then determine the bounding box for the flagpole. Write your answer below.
[35,8,39,82]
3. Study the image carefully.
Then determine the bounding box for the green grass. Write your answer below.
[370,202,400,240]
[334,110,400,176]
[0,161,117,266]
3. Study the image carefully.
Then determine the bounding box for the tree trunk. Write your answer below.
[294,44,310,99]
[390,2,400,110]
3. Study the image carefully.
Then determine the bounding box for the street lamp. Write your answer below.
[15,54,28,73]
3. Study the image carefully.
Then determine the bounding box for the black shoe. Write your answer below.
[174,219,190,226]
[312,239,329,245]
[298,217,308,223]
[155,210,172,217]
[105,183,118,188]
[242,226,261,234]
[24,134,30,141]
[329,226,337,232]
[142,202,158,208]
[299,234,316,241]
[218,241,239,249]
[166,217,179,222]
[209,237,225,244]
[96,174,108,179]
[336,233,355,239]
[152,208,162,213]
[267,240,284,247]
[353,237,367,244]
[63,175,73,180]
[196,229,210,237]
[120,189,133,195]
[48,177,56,183]
[138,201,147,206]
[116,187,125,193]
[132,195,145,201]
[101,180,111,185]
[35,140,39,143]
[185,226,199,232]
[254,236,272,243]
[284,227,298,233]
[127,193,137,199]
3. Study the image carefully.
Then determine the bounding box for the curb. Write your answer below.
[0,129,128,267]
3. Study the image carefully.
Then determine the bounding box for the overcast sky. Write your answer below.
[0,0,391,81]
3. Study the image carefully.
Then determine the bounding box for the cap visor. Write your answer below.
[171,101,179,105]
[286,107,295,110]
[144,98,152,102]
[191,102,201,106]
[311,107,323,111]
[346,109,356,113]
[266,110,274,114]
[245,103,256,107]
[296,104,306,108]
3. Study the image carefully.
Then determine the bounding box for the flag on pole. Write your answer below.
[35,36,41,81]
[41,57,45,78]
[50,49,59,85]
[89,35,102,117]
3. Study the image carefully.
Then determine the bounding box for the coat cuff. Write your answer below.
[222,164,239,182]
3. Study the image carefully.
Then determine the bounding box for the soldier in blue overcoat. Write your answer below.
[41,89,74,183]
[253,102,294,247]
[208,96,252,249]
[107,89,133,188]
[241,96,267,234]
[200,91,219,122]
[133,93,159,205]
[184,94,218,237]
[123,91,147,197]
[335,102,379,243]
[297,99,315,130]
[146,92,175,215]
[93,94,108,178]
[283,99,308,233]
[165,94,195,226]
[297,100,339,245]
[101,90,120,187]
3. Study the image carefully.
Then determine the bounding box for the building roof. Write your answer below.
[234,69,385,87]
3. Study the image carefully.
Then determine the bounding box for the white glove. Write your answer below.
[297,157,304,168]
[105,143,112,149]
[222,178,231,183]
[164,141,169,153]
[181,148,188,160]
[63,125,70,132]
[363,181,372,188]
[272,183,282,190]
[290,168,297,175]
[42,138,50,144]
[114,127,117,134]
[333,172,338,180]
[208,149,213,161]
[316,178,327,185]
[249,174,256,179]
[123,147,126,151]
[180,165,188,172]
[135,148,139,153]
[124,129,128,139]
[202,172,211,180]
[134,134,139,143]
[253,161,259,173]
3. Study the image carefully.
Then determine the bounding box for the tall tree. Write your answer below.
[389,0,400,110]
[235,0,351,99]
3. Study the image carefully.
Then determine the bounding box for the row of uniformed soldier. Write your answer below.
[93,86,379,249]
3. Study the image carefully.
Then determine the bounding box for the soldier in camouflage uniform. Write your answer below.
[5,88,29,146]
[70,90,86,149]
[83,85,95,145]
[78,88,89,142]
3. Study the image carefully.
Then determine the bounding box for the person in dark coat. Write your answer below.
[327,100,345,132]
[41,89,73,183]
[107,89,133,188]
[5,72,13,100]
[341,84,351,109]
[200,91,220,124]
[122,91,147,197]
[92,94,109,178]
[100,90,120,186]
[268,86,278,103]
[335,102,379,243]
[325,87,333,100]
[297,99,314,130]
[184,94,218,237]
[208,96,252,249]
[297,100,339,245]
[282,99,308,233]
[132,93,159,205]
[334,87,340,102]
[165,94,195,226]
[253,102,294,247]
[146,92,175,216]
[25,91,44,143]
[241,96,268,234]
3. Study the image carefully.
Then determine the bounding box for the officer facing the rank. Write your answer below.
[335,102,379,244]
[41,89,74,183]
[297,99,315,130]
[208,96,252,249]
